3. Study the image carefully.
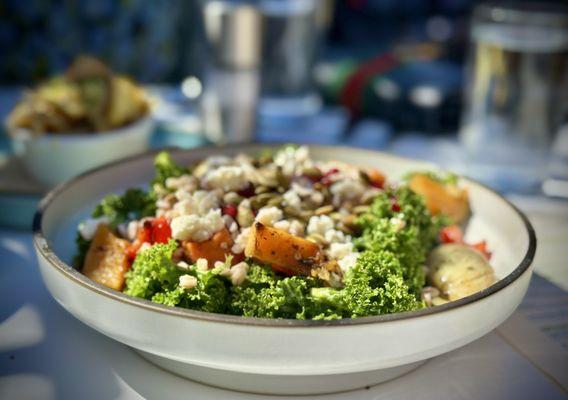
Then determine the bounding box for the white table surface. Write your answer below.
[1,198,567,400]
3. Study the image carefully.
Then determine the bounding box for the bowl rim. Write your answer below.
[7,114,153,143]
[32,144,537,328]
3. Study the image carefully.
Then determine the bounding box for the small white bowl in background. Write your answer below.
[9,116,154,187]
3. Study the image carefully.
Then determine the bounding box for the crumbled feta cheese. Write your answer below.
[273,219,305,236]
[177,261,190,270]
[203,166,248,192]
[330,179,366,202]
[390,217,406,232]
[291,182,313,197]
[326,242,354,260]
[283,190,302,212]
[338,252,359,273]
[237,199,254,227]
[78,216,111,240]
[222,214,239,234]
[307,215,347,244]
[220,261,250,286]
[289,220,305,236]
[274,146,311,176]
[196,258,209,271]
[166,175,195,190]
[325,229,348,244]
[229,261,249,286]
[273,219,290,232]
[173,190,219,216]
[231,227,251,254]
[170,209,224,242]
[214,261,225,269]
[255,206,283,227]
[307,215,334,236]
[179,275,198,289]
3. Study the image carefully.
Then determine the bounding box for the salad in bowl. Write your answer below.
[75,145,495,320]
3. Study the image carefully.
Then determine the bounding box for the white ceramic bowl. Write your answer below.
[32,145,536,395]
[10,116,154,187]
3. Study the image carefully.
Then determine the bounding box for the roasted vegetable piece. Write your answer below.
[427,243,495,301]
[83,224,130,290]
[245,222,323,276]
[409,173,470,224]
[364,168,386,188]
[184,228,235,266]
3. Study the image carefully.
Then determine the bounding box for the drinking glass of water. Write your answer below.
[459,2,568,194]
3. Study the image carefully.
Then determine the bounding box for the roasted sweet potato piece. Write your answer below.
[184,228,235,266]
[83,224,129,291]
[409,174,470,224]
[245,222,322,276]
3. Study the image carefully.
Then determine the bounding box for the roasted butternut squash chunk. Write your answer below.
[245,222,322,276]
[184,228,234,266]
[83,224,129,290]
[409,173,470,224]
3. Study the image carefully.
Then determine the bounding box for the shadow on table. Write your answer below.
[0,232,123,400]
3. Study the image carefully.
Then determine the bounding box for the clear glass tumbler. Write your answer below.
[259,0,334,118]
[459,2,568,193]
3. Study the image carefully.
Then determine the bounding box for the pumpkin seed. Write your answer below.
[353,205,370,214]
[337,222,354,235]
[359,170,371,184]
[267,197,283,207]
[250,192,277,209]
[283,205,299,216]
[255,185,271,195]
[329,212,342,221]
[301,166,322,180]
[299,210,314,221]
[341,214,357,226]
[276,167,290,188]
[314,205,334,216]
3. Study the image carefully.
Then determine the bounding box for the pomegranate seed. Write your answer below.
[237,182,255,198]
[222,204,238,218]
[390,198,401,212]
[321,168,340,186]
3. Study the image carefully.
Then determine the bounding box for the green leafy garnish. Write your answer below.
[92,188,156,228]
[152,151,189,188]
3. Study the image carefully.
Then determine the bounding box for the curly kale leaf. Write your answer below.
[152,270,230,314]
[92,188,156,228]
[228,264,346,320]
[124,240,182,299]
[151,151,189,188]
[342,251,424,317]
[355,187,443,295]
